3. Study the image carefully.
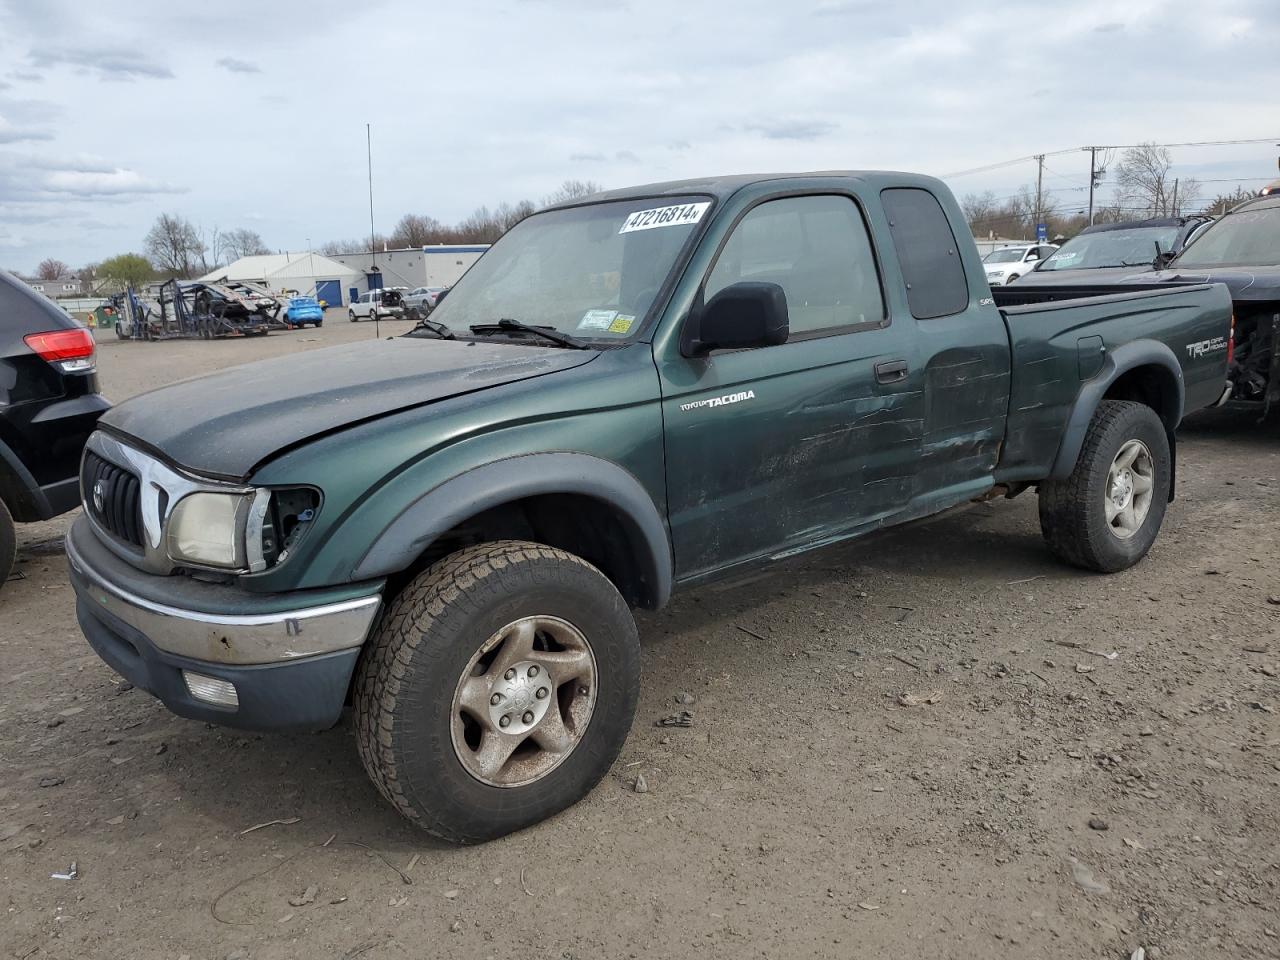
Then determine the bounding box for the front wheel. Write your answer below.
[1038,400,1171,572]
[349,310,358,322]
[354,541,640,843]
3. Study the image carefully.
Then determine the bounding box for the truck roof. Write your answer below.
[566,171,945,209]
[1080,215,1210,235]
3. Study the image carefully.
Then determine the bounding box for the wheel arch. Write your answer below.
[351,452,673,610]
[0,436,48,522]
[1049,340,1184,483]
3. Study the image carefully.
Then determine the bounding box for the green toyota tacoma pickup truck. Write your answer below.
[68,172,1232,842]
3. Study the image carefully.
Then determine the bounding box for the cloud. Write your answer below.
[0,117,53,143]
[216,57,261,74]
[745,119,838,141]
[569,152,607,163]
[29,49,173,80]
[1093,22,1124,32]
[0,154,186,203]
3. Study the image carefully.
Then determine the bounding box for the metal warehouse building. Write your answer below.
[198,252,365,307]
[329,245,489,299]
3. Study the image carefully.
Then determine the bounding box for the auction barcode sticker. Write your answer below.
[619,201,711,234]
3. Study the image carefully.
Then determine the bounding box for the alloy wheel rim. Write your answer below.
[1104,438,1154,540]
[450,616,598,788]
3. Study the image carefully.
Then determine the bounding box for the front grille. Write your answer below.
[83,450,144,548]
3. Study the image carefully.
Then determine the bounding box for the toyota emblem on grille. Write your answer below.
[92,480,105,514]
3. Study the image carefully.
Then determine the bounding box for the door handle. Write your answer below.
[874,359,909,384]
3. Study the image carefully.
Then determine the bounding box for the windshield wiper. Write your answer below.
[410,317,455,339]
[468,318,592,350]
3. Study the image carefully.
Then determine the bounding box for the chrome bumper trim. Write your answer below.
[68,533,380,666]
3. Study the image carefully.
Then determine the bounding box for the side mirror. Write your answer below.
[682,281,789,357]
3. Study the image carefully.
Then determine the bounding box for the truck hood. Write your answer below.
[1134,265,1280,302]
[101,337,599,480]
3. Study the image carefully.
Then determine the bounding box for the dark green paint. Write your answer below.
[122,172,1232,601]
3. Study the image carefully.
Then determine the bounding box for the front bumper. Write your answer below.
[67,516,381,731]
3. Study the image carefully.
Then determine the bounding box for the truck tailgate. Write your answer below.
[992,283,1233,481]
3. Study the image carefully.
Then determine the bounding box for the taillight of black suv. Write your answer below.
[1,269,110,593]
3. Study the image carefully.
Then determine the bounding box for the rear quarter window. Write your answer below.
[880,188,969,319]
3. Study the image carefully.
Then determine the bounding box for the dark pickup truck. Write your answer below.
[67,172,1231,842]
[1135,193,1280,414]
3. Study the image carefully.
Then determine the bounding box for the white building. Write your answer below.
[198,252,364,307]
[328,245,489,294]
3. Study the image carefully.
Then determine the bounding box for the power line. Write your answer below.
[941,136,1280,179]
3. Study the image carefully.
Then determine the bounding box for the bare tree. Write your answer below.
[36,258,72,280]
[960,191,999,231]
[220,228,271,261]
[145,213,206,278]
[390,214,444,248]
[1170,177,1201,216]
[1113,143,1202,217]
[542,179,603,207]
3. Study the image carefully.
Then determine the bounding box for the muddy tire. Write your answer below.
[0,499,15,594]
[353,540,640,844]
[1038,400,1170,573]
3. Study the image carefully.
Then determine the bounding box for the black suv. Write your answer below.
[1,270,110,589]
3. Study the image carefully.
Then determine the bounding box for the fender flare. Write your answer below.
[351,452,673,608]
[1049,339,1184,481]
[0,436,49,521]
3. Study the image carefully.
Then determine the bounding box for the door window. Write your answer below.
[880,188,969,319]
[704,194,885,337]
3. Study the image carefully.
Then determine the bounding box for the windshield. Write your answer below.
[425,196,711,341]
[1038,227,1177,271]
[983,249,1025,264]
[1174,205,1280,268]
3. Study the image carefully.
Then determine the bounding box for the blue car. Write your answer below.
[281,296,324,328]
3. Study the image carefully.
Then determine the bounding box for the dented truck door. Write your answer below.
[655,190,924,581]
[878,187,1011,506]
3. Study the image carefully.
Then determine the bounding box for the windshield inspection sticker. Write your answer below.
[619,201,711,234]
[608,314,635,334]
[578,309,618,330]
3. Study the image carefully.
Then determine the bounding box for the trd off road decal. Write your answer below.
[1185,336,1228,359]
[679,389,756,412]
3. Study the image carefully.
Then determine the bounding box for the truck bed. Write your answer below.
[991,282,1234,483]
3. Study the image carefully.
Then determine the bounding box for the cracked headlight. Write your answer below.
[166,488,321,573]
[167,492,256,569]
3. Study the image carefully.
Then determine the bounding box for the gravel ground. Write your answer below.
[2,317,1278,960]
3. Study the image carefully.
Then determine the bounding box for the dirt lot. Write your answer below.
[3,317,1278,960]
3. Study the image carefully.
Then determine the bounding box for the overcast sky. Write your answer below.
[1,0,1277,272]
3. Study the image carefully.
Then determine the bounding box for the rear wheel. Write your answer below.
[354,541,640,843]
[0,499,16,594]
[114,321,127,340]
[1038,400,1170,572]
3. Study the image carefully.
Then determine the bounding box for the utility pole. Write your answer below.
[366,122,379,339]
[1084,146,1098,225]
[1170,178,1179,216]
[1033,154,1045,240]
